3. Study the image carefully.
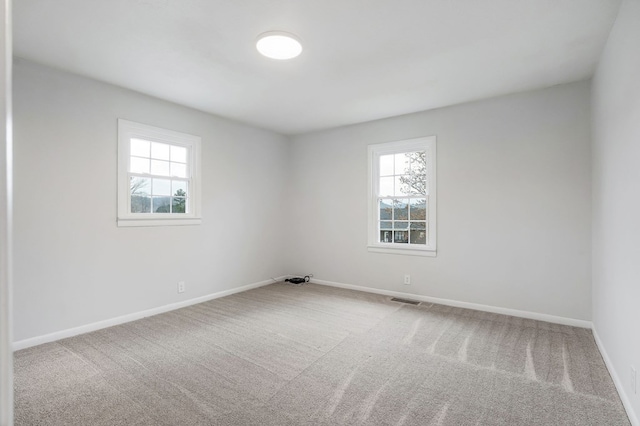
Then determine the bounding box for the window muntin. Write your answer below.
[117,120,201,227]
[368,137,436,256]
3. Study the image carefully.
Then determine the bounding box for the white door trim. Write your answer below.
[1,0,13,424]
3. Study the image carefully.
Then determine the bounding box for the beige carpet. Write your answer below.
[14,283,630,425]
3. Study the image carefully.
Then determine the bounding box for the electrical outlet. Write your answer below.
[404,274,411,285]
[177,281,185,293]
[632,366,637,394]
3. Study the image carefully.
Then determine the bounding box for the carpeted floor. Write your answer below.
[14,283,630,425]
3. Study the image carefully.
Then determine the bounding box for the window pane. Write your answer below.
[171,145,187,163]
[379,199,393,221]
[409,199,426,220]
[131,139,150,158]
[151,142,170,160]
[394,153,410,175]
[171,162,187,178]
[410,151,426,174]
[152,178,171,196]
[395,175,411,196]
[379,177,393,196]
[394,221,408,229]
[379,221,392,230]
[130,195,150,213]
[380,230,393,243]
[394,230,409,243]
[421,175,429,196]
[410,230,427,245]
[130,177,150,196]
[151,159,170,176]
[172,180,188,197]
[130,157,149,174]
[379,154,394,176]
[172,197,186,214]
[398,174,426,195]
[410,221,426,230]
[409,174,428,195]
[393,199,408,220]
[152,196,171,213]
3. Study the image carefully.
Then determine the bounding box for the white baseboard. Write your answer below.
[13,274,593,347]
[12,276,286,351]
[592,326,639,426]
[311,278,593,329]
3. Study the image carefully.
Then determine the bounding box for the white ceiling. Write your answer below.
[14,0,621,135]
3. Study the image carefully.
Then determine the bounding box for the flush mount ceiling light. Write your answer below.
[256,31,302,60]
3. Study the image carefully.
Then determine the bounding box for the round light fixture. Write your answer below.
[256,31,302,60]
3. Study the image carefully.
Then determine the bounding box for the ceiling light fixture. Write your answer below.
[256,31,302,60]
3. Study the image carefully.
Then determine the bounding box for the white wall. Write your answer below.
[12,59,595,340]
[288,81,592,321]
[13,59,290,342]
[591,0,640,423]
[1,0,13,424]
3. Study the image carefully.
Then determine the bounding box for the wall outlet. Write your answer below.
[632,366,637,394]
[177,281,185,293]
[404,274,411,285]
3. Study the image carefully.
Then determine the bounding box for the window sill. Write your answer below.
[367,245,437,257]
[117,217,202,227]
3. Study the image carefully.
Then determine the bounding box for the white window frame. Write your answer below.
[368,136,437,256]
[117,119,202,227]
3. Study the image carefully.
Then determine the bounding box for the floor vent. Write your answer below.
[390,297,421,306]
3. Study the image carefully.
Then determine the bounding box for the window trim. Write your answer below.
[117,119,202,227]
[367,136,437,256]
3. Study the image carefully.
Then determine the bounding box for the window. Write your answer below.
[368,136,436,256]
[117,119,201,227]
